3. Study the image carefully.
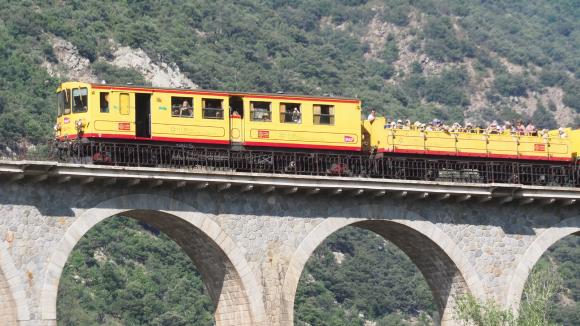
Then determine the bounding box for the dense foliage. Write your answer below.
[546,235,580,325]
[58,217,214,326]
[0,0,579,141]
[295,227,436,325]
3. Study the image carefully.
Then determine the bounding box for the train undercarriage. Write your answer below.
[55,139,580,187]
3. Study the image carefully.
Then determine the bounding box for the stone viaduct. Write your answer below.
[0,160,578,325]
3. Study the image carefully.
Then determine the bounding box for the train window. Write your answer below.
[313,104,334,125]
[202,98,223,119]
[62,89,71,115]
[280,103,301,124]
[100,92,109,113]
[171,97,194,118]
[57,91,65,117]
[120,93,130,115]
[72,88,88,113]
[250,101,271,122]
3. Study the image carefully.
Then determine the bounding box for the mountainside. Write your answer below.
[0,0,579,142]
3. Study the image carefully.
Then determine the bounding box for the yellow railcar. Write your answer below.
[364,118,579,162]
[55,81,578,163]
[55,82,362,152]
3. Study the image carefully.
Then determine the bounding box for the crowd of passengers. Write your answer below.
[366,110,568,138]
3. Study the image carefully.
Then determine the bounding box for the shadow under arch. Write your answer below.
[283,217,486,325]
[0,242,30,324]
[39,194,265,326]
[505,215,580,310]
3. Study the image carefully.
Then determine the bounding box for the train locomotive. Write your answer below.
[54,81,580,187]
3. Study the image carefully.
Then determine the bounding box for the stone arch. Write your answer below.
[505,215,580,310]
[39,194,265,326]
[282,217,485,325]
[0,241,30,324]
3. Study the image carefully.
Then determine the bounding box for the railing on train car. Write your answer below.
[1,140,578,187]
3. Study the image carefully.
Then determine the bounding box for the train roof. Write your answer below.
[60,82,361,104]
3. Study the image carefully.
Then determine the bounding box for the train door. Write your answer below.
[229,96,244,145]
[135,93,151,138]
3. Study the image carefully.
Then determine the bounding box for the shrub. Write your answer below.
[494,73,528,97]
[539,69,568,87]
[455,262,562,326]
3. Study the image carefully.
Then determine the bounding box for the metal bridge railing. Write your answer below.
[1,140,578,187]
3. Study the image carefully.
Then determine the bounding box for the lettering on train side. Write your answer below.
[258,130,270,139]
[534,144,546,152]
[118,122,131,131]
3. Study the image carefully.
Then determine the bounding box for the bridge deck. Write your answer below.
[0,160,578,206]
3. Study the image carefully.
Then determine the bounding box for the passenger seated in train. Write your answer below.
[525,121,537,136]
[367,109,376,122]
[516,120,526,135]
[503,121,514,134]
[292,107,301,123]
[377,111,566,139]
[250,102,271,121]
[487,120,499,134]
[180,100,193,117]
[557,127,567,138]
[384,119,391,129]
[450,122,461,132]
[172,106,180,116]
[465,122,474,133]
[100,93,109,113]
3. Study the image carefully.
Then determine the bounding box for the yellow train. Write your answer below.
[54,81,579,186]
[55,81,580,161]
[364,118,580,163]
[55,81,362,152]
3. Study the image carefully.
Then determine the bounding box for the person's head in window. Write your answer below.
[181,100,192,117]
[292,107,301,122]
[100,93,109,113]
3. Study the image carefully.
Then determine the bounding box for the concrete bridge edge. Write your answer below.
[504,215,580,310]
[36,194,266,325]
[280,216,487,324]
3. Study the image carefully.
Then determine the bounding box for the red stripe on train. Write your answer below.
[57,134,360,150]
[59,133,230,145]
[243,141,360,151]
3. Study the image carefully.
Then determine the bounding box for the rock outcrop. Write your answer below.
[42,35,198,89]
[42,36,98,82]
[110,44,197,88]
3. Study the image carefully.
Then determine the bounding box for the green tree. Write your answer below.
[494,73,528,97]
[455,262,563,326]
[532,104,557,130]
